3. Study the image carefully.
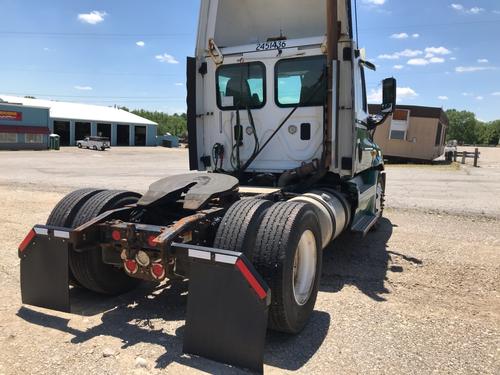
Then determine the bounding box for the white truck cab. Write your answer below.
[187,0,396,234]
[188,0,395,178]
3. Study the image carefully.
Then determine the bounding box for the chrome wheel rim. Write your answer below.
[292,230,317,306]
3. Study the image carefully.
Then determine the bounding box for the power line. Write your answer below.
[1,92,185,100]
[0,31,191,39]
[359,18,500,31]
[0,67,178,77]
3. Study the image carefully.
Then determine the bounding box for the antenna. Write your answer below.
[354,0,359,47]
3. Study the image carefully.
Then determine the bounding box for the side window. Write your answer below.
[216,62,266,110]
[435,122,443,146]
[275,56,327,107]
[390,109,410,140]
[360,65,368,112]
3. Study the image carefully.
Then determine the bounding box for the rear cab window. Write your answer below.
[216,62,266,110]
[275,56,327,107]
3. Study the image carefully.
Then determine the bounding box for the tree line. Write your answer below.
[446,109,500,145]
[119,107,187,137]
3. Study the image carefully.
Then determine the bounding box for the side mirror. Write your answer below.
[381,78,397,114]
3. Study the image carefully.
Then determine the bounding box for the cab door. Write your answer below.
[353,60,376,173]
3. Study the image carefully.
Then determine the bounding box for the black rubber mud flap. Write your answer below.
[19,225,71,312]
[180,244,270,373]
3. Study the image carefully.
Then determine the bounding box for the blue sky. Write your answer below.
[0,0,499,121]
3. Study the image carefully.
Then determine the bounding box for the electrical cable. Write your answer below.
[237,70,327,175]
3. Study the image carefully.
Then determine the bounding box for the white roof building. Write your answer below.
[0,94,158,146]
[0,95,157,126]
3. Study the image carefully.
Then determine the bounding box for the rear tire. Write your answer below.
[69,190,142,295]
[46,188,104,286]
[251,202,322,334]
[213,199,273,260]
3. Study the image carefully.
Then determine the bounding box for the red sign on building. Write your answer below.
[0,110,23,121]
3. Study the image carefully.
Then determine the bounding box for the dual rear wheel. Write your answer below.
[46,189,142,295]
[214,199,322,334]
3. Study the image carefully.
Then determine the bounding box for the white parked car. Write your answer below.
[76,136,110,151]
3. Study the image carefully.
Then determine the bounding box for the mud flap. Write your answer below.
[179,244,271,373]
[19,225,71,312]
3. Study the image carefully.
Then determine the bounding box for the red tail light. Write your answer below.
[124,259,138,274]
[111,230,121,241]
[151,262,165,280]
[19,229,36,253]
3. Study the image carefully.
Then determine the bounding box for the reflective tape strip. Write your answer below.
[19,229,36,253]
[214,254,237,264]
[235,259,267,300]
[188,249,211,260]
[53,230,70,239]
[33,227,48,236]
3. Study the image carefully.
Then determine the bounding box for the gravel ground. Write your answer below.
[0,146,499,374]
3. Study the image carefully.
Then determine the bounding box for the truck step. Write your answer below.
[351,213,378,236]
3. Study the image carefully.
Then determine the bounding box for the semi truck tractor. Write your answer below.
[18,0,396,372]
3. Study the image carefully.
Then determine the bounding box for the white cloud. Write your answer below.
[456,66,497,73]
[438,96,449,100]
[429,57,445,63]
[450,4,485,14]
[155,53,179,64]
[136,41,145,47]
[363,0,385,5]
[74,85,93,91]
[378,53,400,60]
[391,33,409,39]
[368,86,418,103]
[492,92,500,96]
[398,87,419,100]
[469,7,484,14]
[425,46,451,56]
[462,92,473,96]
[43,47,50,51]
[493,10,500,15]
[450,57,457,61]
[477,58,488,63]
[379,49,423,60]
[475,96,484,100]
[408,58,429,66]
[412,33,420,38]
[393,65,404,70]
[399,49,423,57]
[175,82,184,86]
[77,11,107,25]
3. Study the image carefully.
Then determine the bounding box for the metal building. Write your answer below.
[0,100,50,150]
[0,95,158,149]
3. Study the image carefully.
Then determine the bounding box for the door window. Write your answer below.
[216,62,266,110]
[275,56,326,107]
